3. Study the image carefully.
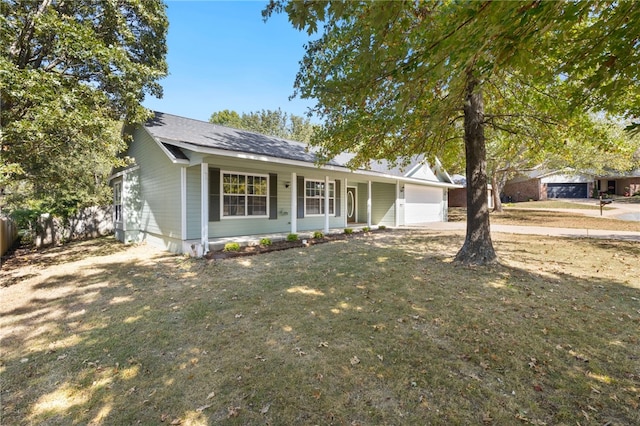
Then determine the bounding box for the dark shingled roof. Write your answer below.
[143,111,444,181]
[145,111,347,167]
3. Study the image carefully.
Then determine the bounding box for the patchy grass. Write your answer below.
[1,233,639,425]
[493,210,640,232]
[448,207,640,232]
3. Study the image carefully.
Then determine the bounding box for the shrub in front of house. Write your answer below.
[344,228,353,235]
[378,225,386,230]
[313,231,324,239]
[223,242,241,252]
[362,226,370,233]
[260,238,272,246]
[286,233,299,242]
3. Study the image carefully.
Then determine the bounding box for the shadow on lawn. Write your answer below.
[1,233,639,425]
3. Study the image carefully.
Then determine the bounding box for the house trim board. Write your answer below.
[152,133,460,190]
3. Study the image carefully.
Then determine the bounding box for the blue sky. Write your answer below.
[143,1,316,122]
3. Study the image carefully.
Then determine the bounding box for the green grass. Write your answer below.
[1,232,639,425]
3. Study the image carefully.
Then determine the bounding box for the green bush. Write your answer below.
[223,242,241,252]
[260,237,272,246]
[313,231,324,239]
[362,226,370,233]
[286,233,299,242]
[378,225,386,230]
[344,228,353,235]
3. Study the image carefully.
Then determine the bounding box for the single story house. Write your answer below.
[502,169,595,201]
[503,167,640,201]
[595,170,640,196]
[110,112,460,255]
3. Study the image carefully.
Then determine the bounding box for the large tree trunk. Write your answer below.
[454,76,497,265]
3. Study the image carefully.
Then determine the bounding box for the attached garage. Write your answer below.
[404,184,443,224]
[547,183,588,198]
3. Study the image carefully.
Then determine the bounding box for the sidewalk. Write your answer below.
[412,221,640,242]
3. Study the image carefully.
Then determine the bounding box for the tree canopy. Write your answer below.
[265,1,640,265]
[209,108,316,143]
[0,0,168,219]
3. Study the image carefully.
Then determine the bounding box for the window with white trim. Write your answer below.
[113,182,122,222]
[222,172,268,217]
[305,180,335,215]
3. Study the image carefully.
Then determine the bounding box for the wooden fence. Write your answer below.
[35,206,114,248]
[1,217,18,257]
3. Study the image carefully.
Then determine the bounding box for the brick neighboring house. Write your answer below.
[595,170,640,196]
[502,168,640,201]
[448,174,495,208]
[502,169,595,201]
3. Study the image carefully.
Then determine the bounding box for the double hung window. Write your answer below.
[222,173,268,217]
[305,180,334,216]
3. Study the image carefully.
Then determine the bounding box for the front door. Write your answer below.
[347,187,357,223]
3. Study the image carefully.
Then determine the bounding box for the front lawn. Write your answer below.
[493,210,640,232]
[1,232,639,425]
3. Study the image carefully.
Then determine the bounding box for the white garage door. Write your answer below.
[405,185,442,224]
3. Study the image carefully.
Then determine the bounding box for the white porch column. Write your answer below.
[291,172,297,234]
[395,180,400,228]
[344,178,348,227]
[201,163,209,253]
[324,175,330,233]
[367,180,372,227]
[181,167,187,240]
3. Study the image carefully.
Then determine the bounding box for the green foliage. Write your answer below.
[286,233,299,242]
[343,228,353,235]
[209,108,317,143]
[1,0,168,218]
[265,1,640,263]
[223,242,241,252]
[209,110,243,128]
[362,226,370,233]
[378,225,386,230]
[312,231,324,239]
[260,237,272,246]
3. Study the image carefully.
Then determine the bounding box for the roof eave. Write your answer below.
[160,138,460,187]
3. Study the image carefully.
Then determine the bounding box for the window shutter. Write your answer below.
[297,175,305,218]
[334,179,341,217]
[209,168,220,222]
[269,173,277,220]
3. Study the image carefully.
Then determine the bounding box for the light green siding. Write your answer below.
[357,183,368,223]
[371,182,396,225]
[204,158,346,238]
[206,162,291,238]
[186,165,201,240]
[128,127,183,246]
[352,182,395,225]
